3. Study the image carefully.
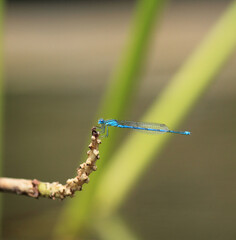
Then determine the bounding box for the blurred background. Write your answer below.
[3,0,236,239]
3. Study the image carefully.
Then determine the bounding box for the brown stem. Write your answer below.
[0,127,101,200]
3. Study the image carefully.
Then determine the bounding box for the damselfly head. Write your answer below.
[98,118,105,125]
[185,131,191,135]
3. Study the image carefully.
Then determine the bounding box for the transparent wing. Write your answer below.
[117,120,169,134]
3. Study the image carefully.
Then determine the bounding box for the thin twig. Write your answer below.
[0,127,101,200]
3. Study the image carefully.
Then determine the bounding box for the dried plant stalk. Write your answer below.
[0,127,101,200]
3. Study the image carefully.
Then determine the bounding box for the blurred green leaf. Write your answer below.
[95,214,139,240]
[54,0,165,237]
[0,0,4,237]
[94,0,236,217]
